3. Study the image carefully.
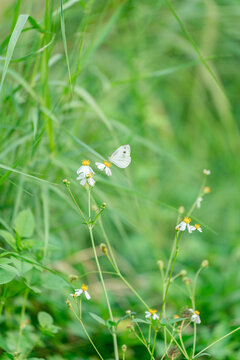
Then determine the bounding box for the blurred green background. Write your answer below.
[0,0,240,359]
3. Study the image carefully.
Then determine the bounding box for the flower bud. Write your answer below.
[157,260,164,270]
[122,344,127,352]
[180,269,187,277]
[201,259,209,268]
[63,179,70,186]
[204,186,211,194]
[203,169,211,176]
[178,206,185,214]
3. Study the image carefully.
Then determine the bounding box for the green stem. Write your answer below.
[191,267,203,356]
[87,189,119,360]
[17,288,29,353]
[72,303,104,360]
[106,252,149,309]
[193,327,240,359]
[150,331,158,360]
[159,233,182,321]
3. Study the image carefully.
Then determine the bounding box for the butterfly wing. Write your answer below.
[109,144,131,168]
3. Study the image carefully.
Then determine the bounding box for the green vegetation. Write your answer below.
[0,0,240,359]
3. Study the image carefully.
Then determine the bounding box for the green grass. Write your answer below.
[0,0,240,359]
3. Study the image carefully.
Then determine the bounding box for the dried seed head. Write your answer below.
[69,274,78,283]
[66,299,73,310]
[168,346,180,359]
[100,243,108,255]
[183,277,192,286]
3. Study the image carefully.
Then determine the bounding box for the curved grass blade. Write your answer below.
[60,0,72,94]
[0,14,29,94]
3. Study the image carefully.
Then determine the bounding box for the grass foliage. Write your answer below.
[0,0,240,359]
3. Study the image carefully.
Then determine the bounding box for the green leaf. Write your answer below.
[41,273,69,289]
[14,209,35,238]
[131,318,150,324]
[89,312,106,326]
[0,14,29,94]
[107,320,117,327]
[38,311,53,327]
[194,353,211,358]
[168,317,188,324]
[0,265,17,284]
[0,230,16,249]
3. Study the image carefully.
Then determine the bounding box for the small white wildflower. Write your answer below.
[71,284,91,300]
[189,308,201,324]
[145,309,159,320]
[77,160,94,177]
[189,224,202,233]
[77,173,95,187]
[203,169,211,176]
[176,217,193,233]
[95,161,112,176]
[196,197,203,209]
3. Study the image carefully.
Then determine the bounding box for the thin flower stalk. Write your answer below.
[87,188,119,360]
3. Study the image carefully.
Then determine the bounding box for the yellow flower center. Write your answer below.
[81,284,88,291]
[149,308,157,315]
[195,224,200,229]
[82,160,90,166]
[104,160,111,168]
[194,310,200,315]
[184,217,191,224]
[174,314,180,319]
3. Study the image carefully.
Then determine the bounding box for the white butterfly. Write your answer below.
[108,144,131,168]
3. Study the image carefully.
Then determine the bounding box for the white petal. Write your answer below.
[176,221,186,231]
[105,167,112,176]
[153,314,159,320]
[197,197,203,208]
[77,166,85,174]
[80,178,86,186]
[145,312,151,318]
[197,227,202,232]
[75,289,83,296]
[78,166,94,176]
[77,173,85,180]
[95,162,105,171]
[188,225,196,233]
[84,291,91,300]
[88,177,95,187]
[189,308,194,314]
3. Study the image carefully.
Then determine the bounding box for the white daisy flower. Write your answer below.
[71,284,91,300]
[77,172,95,187]
[203,169,211,176]
[189,224,202,233]
[176,217,193,233]
[189,308,201,324]
[95,161,112,176]
[77,160,94,177]
[145,309,159,320]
